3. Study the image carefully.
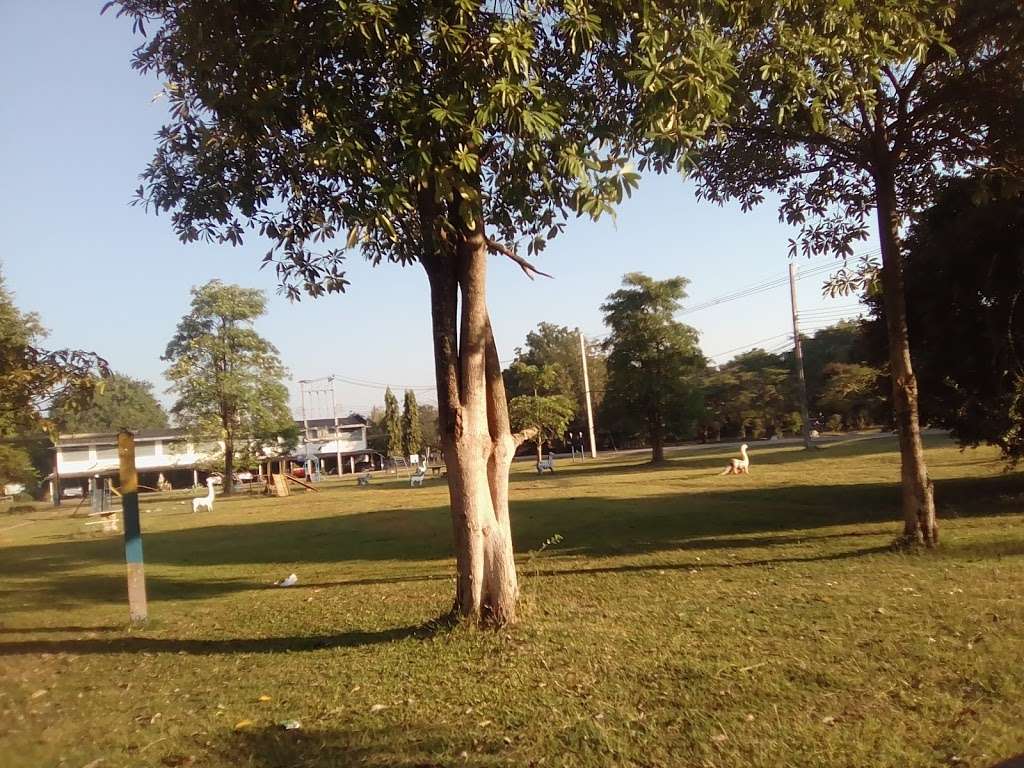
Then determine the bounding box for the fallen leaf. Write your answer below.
[712,732,728,743]
[369,704,387,713]
[257,695,272,703]
[478,720,492,728]
[822,716,837,725]
[30,689,47,699]
[234,720,254,731]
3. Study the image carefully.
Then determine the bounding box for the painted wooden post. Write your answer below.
[118,430,148,624]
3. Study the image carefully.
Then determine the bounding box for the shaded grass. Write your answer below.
[0,435,1022,767]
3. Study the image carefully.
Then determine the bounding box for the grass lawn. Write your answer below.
[1,435,1022,768]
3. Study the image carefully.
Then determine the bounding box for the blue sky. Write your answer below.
[0,2,873,419]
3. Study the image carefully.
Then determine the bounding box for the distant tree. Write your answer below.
[401,390,423,458]
[506,362,573,463]
[817,363,887,431]
[382,389,402,460]
[0,443,37,493]
[864,177,1024,464]
[418,404,440,453]
[602,274,705,464]
[0,267,108,438]
[52,373,168,434]
[504,323,607,424]
[788,322,865,407]
[163,281,293,495]
[703,350,794,440]
[644,1,1024,543]
[109,0,737,623]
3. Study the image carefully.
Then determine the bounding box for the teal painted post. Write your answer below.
[118,430,148,624]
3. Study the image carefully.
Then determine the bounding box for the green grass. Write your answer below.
[1,435,1022,768]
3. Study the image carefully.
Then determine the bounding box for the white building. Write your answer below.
[52,415,373,497]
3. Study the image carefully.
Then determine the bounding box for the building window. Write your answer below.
[135,443,156,457]
[96,445,118,461]
[61,448,91,463]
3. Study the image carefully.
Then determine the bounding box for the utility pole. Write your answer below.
[788,262,813,448]
[329,376,341,477]
[577,328,598,459]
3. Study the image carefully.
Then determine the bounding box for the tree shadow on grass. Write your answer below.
[209,724,511,768]
[0,468,1020,607]
[0,617,447,658]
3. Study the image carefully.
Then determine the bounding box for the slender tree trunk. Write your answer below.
[536,439,543,464]
[874,171,937,546]
[223,436,234,496]
[649,412,665,464]
[420,191,520,624]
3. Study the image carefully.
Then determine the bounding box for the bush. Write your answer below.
[826,413,844,432]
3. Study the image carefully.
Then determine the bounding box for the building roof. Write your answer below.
[301,415,367,428]
[56,427,191,447]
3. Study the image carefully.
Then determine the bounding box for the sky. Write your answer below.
[0,2,875,420]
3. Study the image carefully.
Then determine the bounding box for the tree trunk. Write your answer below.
[874,172,937,546]
[649,412,665,464]
[536,439,544,464]
[223,436,235,496]
[420,192,519,624]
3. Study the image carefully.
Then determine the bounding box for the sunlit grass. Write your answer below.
[0,435,1022,767]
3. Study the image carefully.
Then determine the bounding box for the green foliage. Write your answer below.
[864,177,1024,463]
[601,273,704,459]
[163,280,293,491]
[641,0,1024,262]
[0,444,37,489]
[504,324,606,422]
[401,390,423,458]
[107,0,737,298]
[818,363,887,431]
[703,350,795,440]
[382,389,402,459]
[0,267,108,437]
[418,404,440,452]
[509,393,575,459]
[51,373,168,434]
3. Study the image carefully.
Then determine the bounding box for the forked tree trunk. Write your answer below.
[420,193,523,624]
[874,172,937,546]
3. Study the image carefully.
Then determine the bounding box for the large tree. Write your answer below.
[164,281,293,495]
[601,273,705,463]
[52,373,168,434]
[109,0,735,623]
[703,350,797,440]
[504,323,607,424]
[863,176,1024,464]
[643,0,1024,546]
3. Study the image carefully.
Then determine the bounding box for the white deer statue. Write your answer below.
[720,443,750,475]
[192,477,217,513]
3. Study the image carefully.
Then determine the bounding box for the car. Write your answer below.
[62,486,84,499]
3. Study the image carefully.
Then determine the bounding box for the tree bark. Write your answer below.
[420,192,519,625]
[649,410,665,464]
[873,170,937,546]
[223,436,235,496]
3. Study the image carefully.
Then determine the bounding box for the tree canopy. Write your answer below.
[0,267,108,438]
[601,273,705,463]
[382,388,402,459]
[52,373,168,434]
[401,389,423,458]
[164,280,293,493]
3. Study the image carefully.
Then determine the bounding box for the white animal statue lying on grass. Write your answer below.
[192,477,217,512]
[536,455,555,474]
[720,444,750,475]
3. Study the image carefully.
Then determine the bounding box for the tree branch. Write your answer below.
[513,426,538,447]
[485,238,553,280]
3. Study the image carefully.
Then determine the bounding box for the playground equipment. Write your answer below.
[536,454,555,474]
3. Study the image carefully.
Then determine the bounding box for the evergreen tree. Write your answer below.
[401,390,423,458]
[382,388,402,459]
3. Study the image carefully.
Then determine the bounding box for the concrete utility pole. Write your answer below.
[788,262,814,449]
[577,328,598,459]
[329,376,341,476]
